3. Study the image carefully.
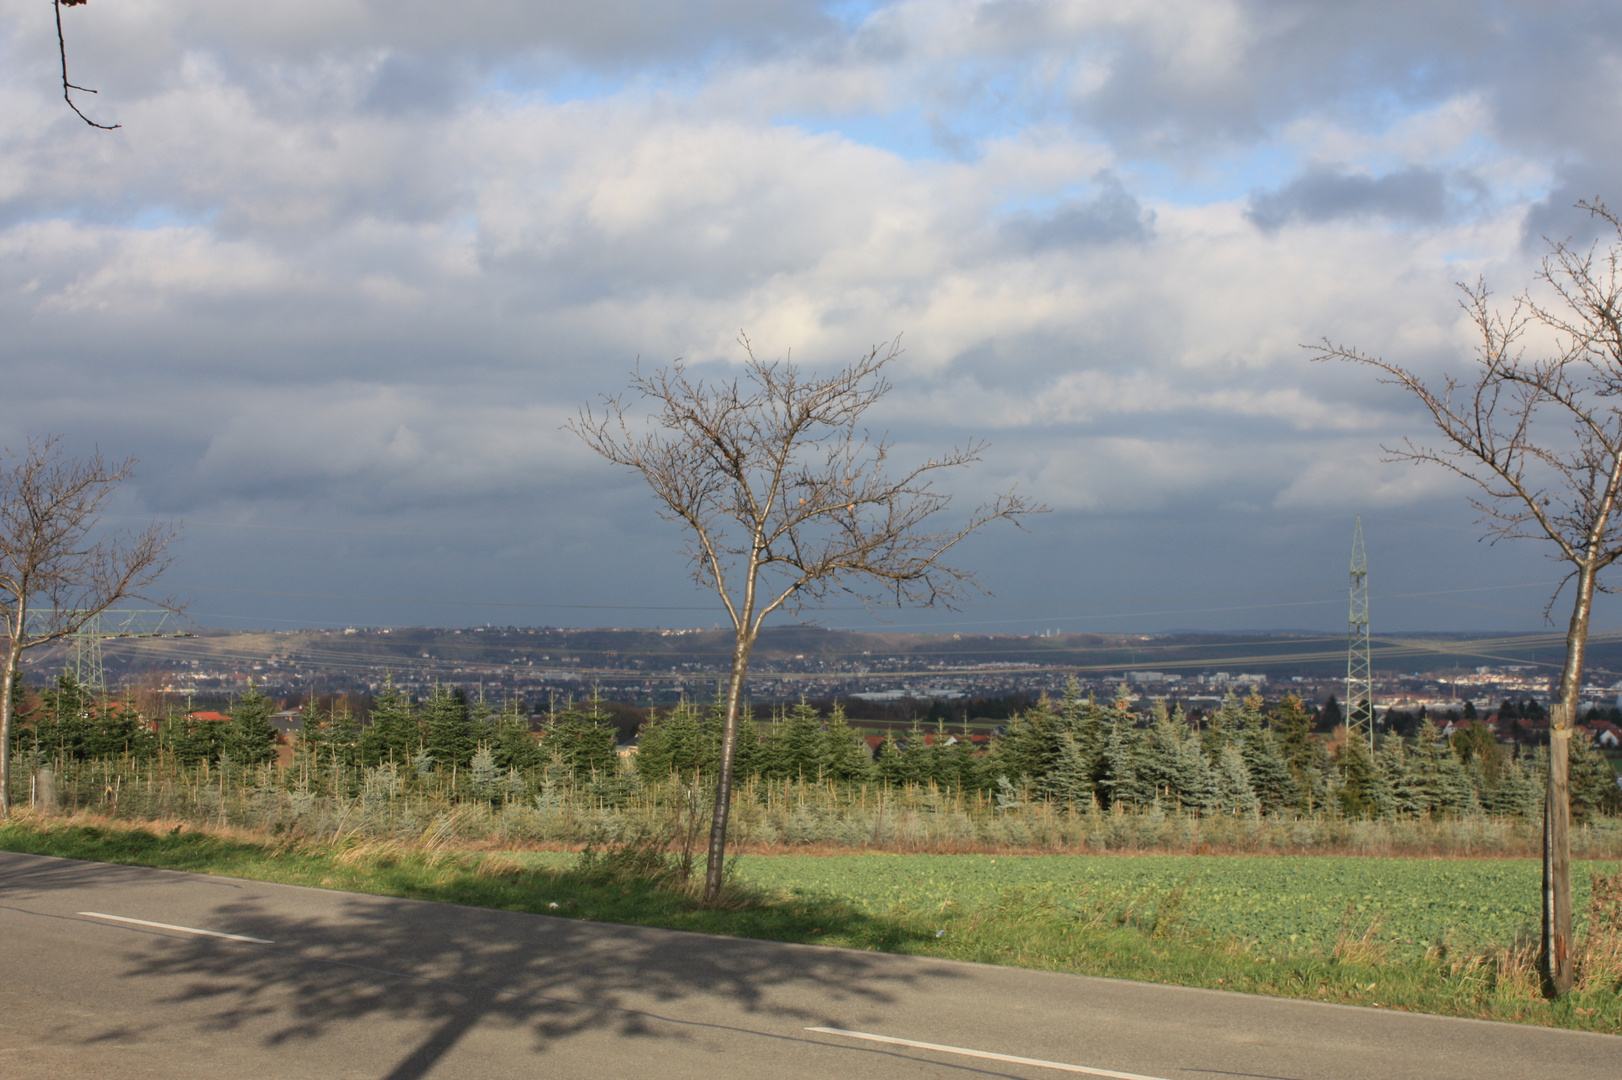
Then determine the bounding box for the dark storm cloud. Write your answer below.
[1246,166,1454,232]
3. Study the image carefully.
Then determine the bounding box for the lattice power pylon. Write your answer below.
[1346,517,1374,751]
[27,608,188,697]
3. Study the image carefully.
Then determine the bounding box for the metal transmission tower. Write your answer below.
[25,608,188,697]
[1346,517,1374,751]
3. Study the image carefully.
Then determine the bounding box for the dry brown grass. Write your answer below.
[472,854,529,881]
[1577,864,1622,993]
[1333,908,1391,966]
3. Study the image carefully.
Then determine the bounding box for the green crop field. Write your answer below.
[732,852,1618,959]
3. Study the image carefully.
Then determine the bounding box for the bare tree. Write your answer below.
[54,0,119,130]
[571,337,1043,903]
[1308,200,1622,996]
[0,437,179,817]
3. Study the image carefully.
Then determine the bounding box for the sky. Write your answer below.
[4,0,1622,637]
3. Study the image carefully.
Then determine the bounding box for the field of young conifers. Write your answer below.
[9,677,1622,855]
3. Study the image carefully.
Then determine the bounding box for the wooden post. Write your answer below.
[1543,714,1574,996]
[35,767,56,815]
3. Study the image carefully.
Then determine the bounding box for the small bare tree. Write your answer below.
[1309,200,1622,996]
[572,337,1043,903]
[0,437,178,817]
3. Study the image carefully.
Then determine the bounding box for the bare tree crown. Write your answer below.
[1309,200,1622,610]
[570,336,1040,634]
[0,436,178,645]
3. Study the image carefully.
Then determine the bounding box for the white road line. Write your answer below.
[77,912,274,944]
[805,1028,1173,1080]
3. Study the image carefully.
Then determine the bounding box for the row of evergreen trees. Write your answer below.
[11,672,1620,820]
[633,684,1621,820]
[296,682,618,779]
[12,674,282,768]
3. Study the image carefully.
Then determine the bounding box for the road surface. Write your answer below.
[0,851,1616,1079]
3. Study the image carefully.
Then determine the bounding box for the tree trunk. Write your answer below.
[0,642,18,819]
[702,632,753,904]
[1542,563,1593,998]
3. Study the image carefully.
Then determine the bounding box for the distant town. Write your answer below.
[30,624,1622,743]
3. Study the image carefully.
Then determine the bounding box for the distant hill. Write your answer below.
[34,622,1622,692]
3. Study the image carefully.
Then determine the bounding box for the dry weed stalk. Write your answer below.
[1333,909,1391,967]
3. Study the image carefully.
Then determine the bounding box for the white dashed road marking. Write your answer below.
[78,911,274,944]
[806,1027,1174,1079]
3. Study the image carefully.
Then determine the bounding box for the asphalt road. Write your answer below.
[0,851,1617,1080]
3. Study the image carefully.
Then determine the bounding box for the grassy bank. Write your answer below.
[2,812,1618,1034]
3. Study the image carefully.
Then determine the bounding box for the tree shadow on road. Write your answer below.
[0,846,961,1079]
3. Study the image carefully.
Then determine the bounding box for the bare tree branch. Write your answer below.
[569,335,1045,902]
[1305,199,1622,998]
[0,436,180,817]
[55,0,119,130]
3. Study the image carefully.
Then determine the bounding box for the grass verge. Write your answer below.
[2,812,1618,1035]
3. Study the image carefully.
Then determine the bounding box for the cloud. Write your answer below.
[1246,165,1458,232]
[1001,172,1154,250]
[3,0,1620,633]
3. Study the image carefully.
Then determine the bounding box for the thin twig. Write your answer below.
[55,0,119,131]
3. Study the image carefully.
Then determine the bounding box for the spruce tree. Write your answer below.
[1041,730,1092,805]
[491,699,542,773]
[227,685,279,767]
[874,734,908,786]
[1335,732,1379,818]
[1214,744,1259,814]
[761,700,825,780]
[1570,737,1622,819]
[1240,709,1297,814]
[1135,702,1185,806]
[359,677,418,768]
[423,685,476,771]
[1175,735,1219,813]
[1099,716,1144,808]
[821,704,874,784]
[1377,734,1418,816]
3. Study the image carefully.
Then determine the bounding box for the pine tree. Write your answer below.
[469,744,500,801]
[1318,694,1343,733]
[1487,752,1543,817]
[544,695,620,778]
[1203,691,1244,764]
